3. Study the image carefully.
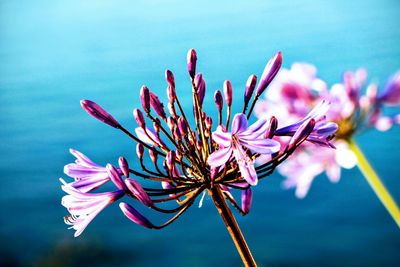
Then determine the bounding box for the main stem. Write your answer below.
[348,139,400,228]
[210,187,257,267]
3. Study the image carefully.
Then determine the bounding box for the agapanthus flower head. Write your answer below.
[255,62,400,198]
[61,49,336,237]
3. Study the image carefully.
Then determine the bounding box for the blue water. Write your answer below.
[1,0,400,266]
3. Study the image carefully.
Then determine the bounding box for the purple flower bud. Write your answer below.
[165,69,176,89]
[214,90,223,111]
[133,108,145,128]
[125,178,153,206]
[265,116,278,138]
[177,117,188,136]
[136,143,144,159]
[118,157,130,178]
[195,73,206,106]
[140,86,150,113]
[173,126,181,140]
[149,92,167,120]
[244,75,257,103]
[288,119,315,150]
[166,150,176,170]
[106,164,126,190]
[205,116,212,130]
[256,51,282,96]
[167,86,176,103]
[80,100,121,128]
[187,48,197,78]
[223,80,233,107]
[119,202,154,229]
[149,149,157,163]
[241,188,252,214]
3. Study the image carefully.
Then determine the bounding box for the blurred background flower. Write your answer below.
[1,0,399,266]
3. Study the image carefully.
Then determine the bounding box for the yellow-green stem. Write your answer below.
[348,139,400,228]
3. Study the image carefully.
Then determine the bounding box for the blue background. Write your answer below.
[1,0,399,266]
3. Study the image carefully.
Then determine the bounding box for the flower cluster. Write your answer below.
[61,50,337,237]
[255,63,400,198]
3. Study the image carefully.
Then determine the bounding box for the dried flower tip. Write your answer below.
[165,69,176,89]
[214,90,223,111]
[244,74,257,104]
[149,92,167,120]
[256,51,282,96]
[80,100,121,128]
[118,157,130,178]
[187,48,197,78]
[241,188,253,214]
[140,86,150,113]
[133,108,146,128]
[119,202,155,228]
[223,80,233,107]
[106,164,126,190]
[125,178,153,206]
[136,143,144,159]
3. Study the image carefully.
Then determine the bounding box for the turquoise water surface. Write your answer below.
[1,0,400,266]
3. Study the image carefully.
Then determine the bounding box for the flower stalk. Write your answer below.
[348,139,400,227]
[210,187,257,267]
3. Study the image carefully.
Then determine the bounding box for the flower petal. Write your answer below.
[207,146,233,167]
[212,126,232,147]
[231,113,248,135]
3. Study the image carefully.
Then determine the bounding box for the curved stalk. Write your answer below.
[210,187,257,267]
[348,139,400,228]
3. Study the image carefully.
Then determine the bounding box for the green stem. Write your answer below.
[348,139,400,228]
[210,187,257,267]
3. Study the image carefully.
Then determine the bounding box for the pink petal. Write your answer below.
[207,146,233,167]
[231,113,248,135]
[240,138,280,154]
[212,126,232,147]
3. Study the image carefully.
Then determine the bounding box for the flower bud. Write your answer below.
[223,80,233,107]
[195,73,206,106]
[140,86,150,112]
[149,92,167,120]
[244,74,257,104]
[177,117,188,136]
[106,164,126,190]
[205,116,212,130]
[136,143,144,160]
[149,149,157,163]
[125,178,153,206]
[133,108,145,128]
[288,119,315,150]
[265,116,278,138]
[153,118,161,134]
[187,48,197,78]
[119,202,154,228]
[118,157,130,178]
[80,100,121,128]
[175,150,183,161]
[165,69,176,89]
[241,188,252,214]
[256,51,282,96]
[214,90,223,111]
[166,150,176,170]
